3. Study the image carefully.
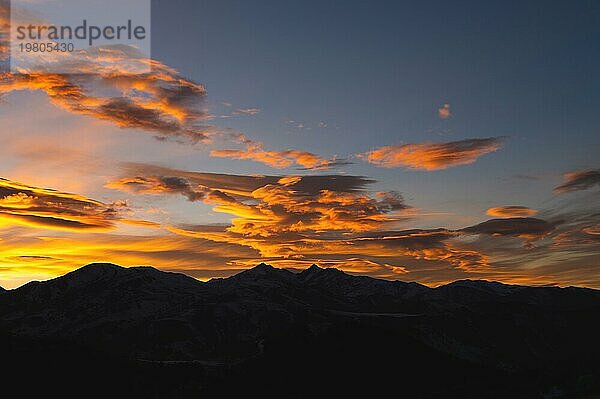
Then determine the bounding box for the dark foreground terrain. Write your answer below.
[1,263,599,398]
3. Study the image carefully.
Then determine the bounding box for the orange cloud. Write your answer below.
[360,137,503,170]
[105,176,213,202]
[108,171,409,238]
[210,136,343,170]
[0,52,210,142]
[227,186,407,237]
[486,206,538,218]
[0,177,122,232]
[111,163,375,197]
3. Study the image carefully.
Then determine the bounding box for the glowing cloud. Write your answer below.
[108,170,409,237]
[0,177,122,231]
[0,51,210,142]
[107,166,493,274]
[583,225,600,236]
[360,137,503,170]
[210,135,341,170]
[486,206,538,218]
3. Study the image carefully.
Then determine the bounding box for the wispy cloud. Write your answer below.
[583,225,600,236]
[233,107,260,116]
[0,177,123,231]
[210,146,330,170]
[210,133,343,170]
[106,176,212,202]
[554,169,600,193]
[111,163,375,196]
[359,137,504,170]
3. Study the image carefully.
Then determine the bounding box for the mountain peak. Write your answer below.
[243,263,278,275]
[222,263,298,286]
[299,264,323,275]
[299,264,346,281]
[79,263,124,272]
[11,262,202,303]
[49,263,128,287]
[234,263,279,278]
[67,264,200,288]
[71,262,122,273]
[255,262,274,270]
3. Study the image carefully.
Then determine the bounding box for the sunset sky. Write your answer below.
[1,0,599,289]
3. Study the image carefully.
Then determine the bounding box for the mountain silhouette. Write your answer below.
[1,263,599,398]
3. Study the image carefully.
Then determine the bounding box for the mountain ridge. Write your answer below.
[1,262,599,398]
[4,262,597,292]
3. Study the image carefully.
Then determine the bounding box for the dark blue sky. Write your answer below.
[151,0,600,224]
